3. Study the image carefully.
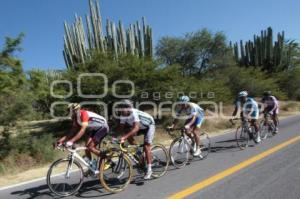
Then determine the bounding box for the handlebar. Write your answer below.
[54,142,87,152]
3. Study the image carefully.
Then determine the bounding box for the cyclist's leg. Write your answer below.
[85,137,93,159]
[192,116,204,155]
[87,125,109,157]
[144,125,155,179]
[250,119,261,143]
[272,114,279,133]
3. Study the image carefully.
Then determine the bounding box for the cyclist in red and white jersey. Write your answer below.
[56,103,109,160]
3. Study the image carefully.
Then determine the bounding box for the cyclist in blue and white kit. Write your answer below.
[169,96,205,157]
[231,91,261,143]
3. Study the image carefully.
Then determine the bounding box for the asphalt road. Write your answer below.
[1,115,300,199]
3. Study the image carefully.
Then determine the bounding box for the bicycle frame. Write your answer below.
[62,146,100,174]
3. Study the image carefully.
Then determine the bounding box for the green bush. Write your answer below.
[31,134,57,163]
[278,68,300,100]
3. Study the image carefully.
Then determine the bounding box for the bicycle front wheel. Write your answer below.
[99,153,132,193]
[151,144,169,178]
[169,137,190,169]
[236,127,249,150]
[47,158,84,197]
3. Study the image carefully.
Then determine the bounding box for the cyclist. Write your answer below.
[56,103,109,164]
[261,91,279,134]
[117,99,155,180]
[231,91,261,143]
[169,96,205,157]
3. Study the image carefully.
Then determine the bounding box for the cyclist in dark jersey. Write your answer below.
[261,91,279,133]
[56,103,109,160]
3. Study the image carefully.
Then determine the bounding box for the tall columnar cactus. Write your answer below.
[63,0,153,69]
[232,27,288,72]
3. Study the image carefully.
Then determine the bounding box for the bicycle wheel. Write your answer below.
[197,132,211,159]
[99,153,132,193]
[151,144,169,178]
[236,126,249,150]
[47,158,84,197]
[259,120,270,139]
[169,137,190,169]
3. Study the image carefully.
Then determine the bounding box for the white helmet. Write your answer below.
[238,91,248,97]
[68,103,81,110]
[179,95,190,102]
[120,99,133,108]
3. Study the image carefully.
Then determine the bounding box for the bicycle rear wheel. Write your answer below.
[47,158,84,197]
[169,137,190,169]
[260,120,275,140]
[197,132,211,159]
[99,153,132,193]
[151,144,169,178]
[236,127,249,150]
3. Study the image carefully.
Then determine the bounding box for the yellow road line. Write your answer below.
[167,135,300,199]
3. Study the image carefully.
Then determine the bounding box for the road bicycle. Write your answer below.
[230,118,259,150]
[167,128,211,169]
[47,143,132,196]
[99,139,169,193]
[260,113,276,140]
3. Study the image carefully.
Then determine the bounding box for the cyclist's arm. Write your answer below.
[170,118,178,128]
[232,106,238,117]
[122,122,140,140]
[57,124,78,144]
[68,122,88,143]
[185,115,196,128]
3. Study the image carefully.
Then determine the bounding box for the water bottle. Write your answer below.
[136,148,143,158]
[91,159,97,170]
[83,156,90,164]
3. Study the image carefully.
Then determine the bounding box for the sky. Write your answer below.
[0,0,300,70]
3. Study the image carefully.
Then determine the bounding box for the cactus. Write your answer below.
[63,0,153,70]
[232,27,289,72]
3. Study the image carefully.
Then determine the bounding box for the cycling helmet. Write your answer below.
[179,95,190,102]
[120,99,133,108]
[263,91,272,96]
[68,103,81,110]
[238,91,248,97]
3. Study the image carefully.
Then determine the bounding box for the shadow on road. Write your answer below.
[210,139,240,153]
[10,179,113,199]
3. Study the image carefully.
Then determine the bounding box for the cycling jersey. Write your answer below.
[73,110,107,129]
[120,108,155,144]
[235,97,259,119]
[176,102,205,128]
[120,108,155,129]
[176,102,205,119]
[262,95,279,115]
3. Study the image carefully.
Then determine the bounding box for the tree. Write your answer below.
[0,33,37,125]
[156,29,233,76]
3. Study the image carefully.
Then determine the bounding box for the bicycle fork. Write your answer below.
[65,154,75,179]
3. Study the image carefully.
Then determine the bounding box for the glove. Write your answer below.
[66,141,73,147]
[120,137,126,144]
[184,125,190,131]
[167,126,173,131]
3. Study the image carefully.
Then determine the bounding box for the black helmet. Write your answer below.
[263,91,272,96]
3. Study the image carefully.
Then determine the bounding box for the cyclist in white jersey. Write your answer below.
[261,91,279,133]
[117,100,155,180]
[56,103,109,161]
[169,96,205,157]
